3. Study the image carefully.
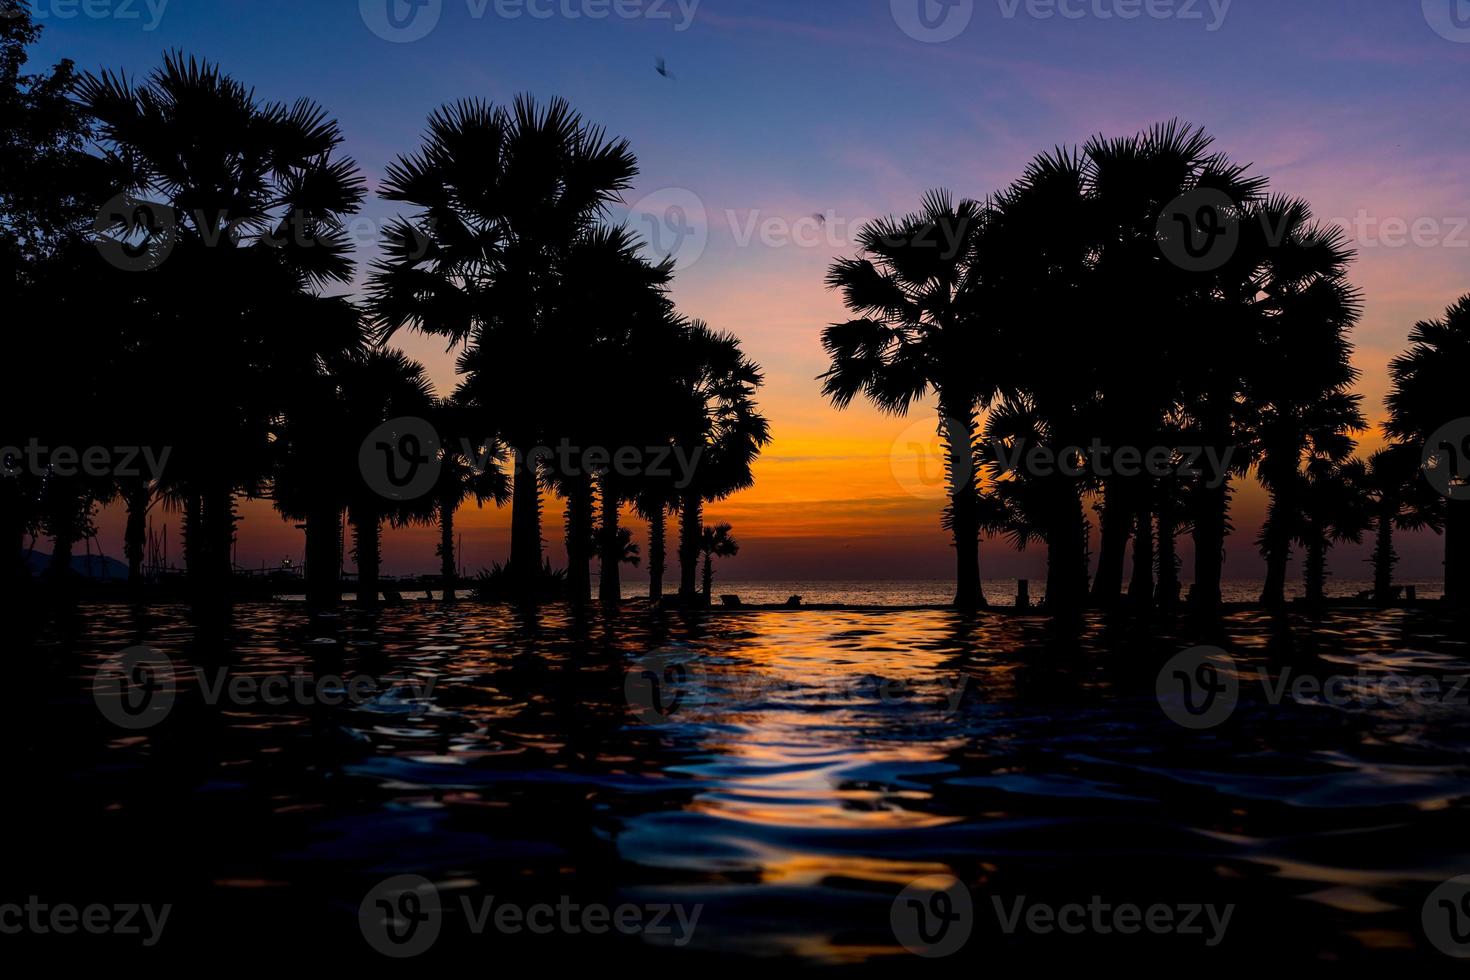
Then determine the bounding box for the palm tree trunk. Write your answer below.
[202,483,236,595]
[942,406,985,610]
[48,528,74,578]
[1304,533,1327,604]
[350,504,380,607]
[1128,499,1154,608]
[183,491,203,585]
[1044,476,1088,614]
[1191,479,1229,611]
[304,503,341,608]
[1371,511,1396,606]
[1260,494,1292,607]
[702,552,713,602]
[1156,487,1180,608]
[563,471,593,605]
[598,484,621,606]
[438,498,456,603]
[509,446,542,600]
[1447,498,1470,609]
[1091,478,1131,605]
[648,506,666,603]
[678,491,702,602]
[123,481,150,584]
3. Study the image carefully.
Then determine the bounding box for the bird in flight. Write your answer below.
[655,57,675,80]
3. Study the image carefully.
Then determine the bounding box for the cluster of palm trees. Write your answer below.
[824,122,1468,613]
[3,22,769,608]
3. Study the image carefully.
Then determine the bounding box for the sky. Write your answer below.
[33,0,1470,583]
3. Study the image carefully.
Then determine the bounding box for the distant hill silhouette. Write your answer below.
[25,552,129,581]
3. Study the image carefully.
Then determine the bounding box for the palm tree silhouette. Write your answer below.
[671,321,769,605]
[823,190,995,610]
[1296,457,1371,604]
[1359,444,1444,604]
[1241,197,1363,607]
[370,96,638,602]
[429,393,509,602]
[1387,295,1470,608]
[698,522,739,603]
[270,299,370,606]
[78,53,365,596]
[338,349,436,606]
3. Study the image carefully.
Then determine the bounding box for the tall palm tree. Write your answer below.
[338,349,437,607]
[79,53,365,596]
[823,190,998,609]
[1359,443,1444,604]
[1387,295,1470,608]
[1296,457,1372,604]
[268,296,369,606]
[1083,122,1266,609]
[698,523,739,603]
[369,96,638,602]
[1240,197,1363,607]
[671,321,769,605]
[430,393,509,602]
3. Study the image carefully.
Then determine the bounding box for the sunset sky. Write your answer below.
[40,0,1470,582]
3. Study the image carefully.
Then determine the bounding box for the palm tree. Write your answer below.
[671,321,770,605]
[430,393,509,602]
[79,53,365,596]
[1240,198,1363,607]
[636,490,673,603]
[268,297,369,607]
[1387,295,1470,608]
[338,349,437,607]
[1296,457,1372,604]
[823,190,997,609]
[698,523,739,602]
[369,96,638,602]
[1082,122,1266,609]
[1359,443,1444,604]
